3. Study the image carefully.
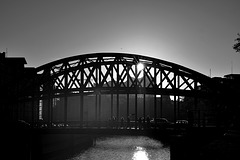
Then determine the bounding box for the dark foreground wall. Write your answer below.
[32,134,95,160]
[2,126,227,160]
[2,127,95,160]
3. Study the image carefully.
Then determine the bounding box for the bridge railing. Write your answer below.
[32,120,172,130]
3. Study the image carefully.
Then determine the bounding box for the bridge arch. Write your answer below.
[29,53,213,128]
[36,53,211,95]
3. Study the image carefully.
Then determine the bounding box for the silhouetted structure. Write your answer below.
[0,52,34,124]
[1,52,240,130]
[212,74,240,129]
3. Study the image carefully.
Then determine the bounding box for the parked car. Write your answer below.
[176,120,188,128]
[150,118,171,128]
[16,120,31,129]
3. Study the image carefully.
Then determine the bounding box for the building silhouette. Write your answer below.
[0,52,35,125]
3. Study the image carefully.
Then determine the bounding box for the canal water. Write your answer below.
[68,136,170,160]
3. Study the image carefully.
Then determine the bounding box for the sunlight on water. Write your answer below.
[68,136,170,160]
[132,146,149,160]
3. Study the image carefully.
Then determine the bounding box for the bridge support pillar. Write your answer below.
[127,93,129,121]
[117,93,119,123]
[143,93,146,125]
[135,93,138,130]
[47,94,52,128]
[154,93,157,128]
[111,93,113,119]
[98,94,101,127]
[174,95,177,125]
[64,95,68,128]
[160,94,163,118]
[95,94,97,122]
[80,94,83,128]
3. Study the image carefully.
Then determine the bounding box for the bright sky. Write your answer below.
[1,0,240,77]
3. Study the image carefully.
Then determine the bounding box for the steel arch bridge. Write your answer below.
[24,53,213,128]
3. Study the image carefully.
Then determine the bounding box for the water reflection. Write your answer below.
[68,136,169,160]
[132,146,149,160]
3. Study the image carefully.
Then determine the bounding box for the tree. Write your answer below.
[233,33,240,53]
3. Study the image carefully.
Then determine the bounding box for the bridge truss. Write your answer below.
[21,53,213,128]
